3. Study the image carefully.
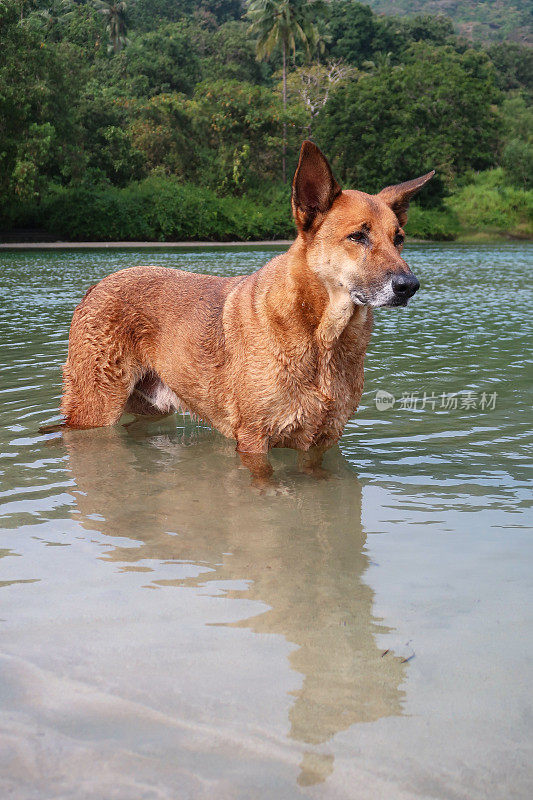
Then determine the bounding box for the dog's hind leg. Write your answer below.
[60,338,136,430]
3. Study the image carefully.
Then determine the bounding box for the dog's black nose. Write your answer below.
[392,273,420,299]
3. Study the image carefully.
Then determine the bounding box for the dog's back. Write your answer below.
[61,266,242,429]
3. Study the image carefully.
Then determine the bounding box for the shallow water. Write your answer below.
[0,243,532,800]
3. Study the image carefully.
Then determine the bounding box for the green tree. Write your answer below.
[0,0,79,211]
[127,93,197,178]
[500,94,533,189]
[245,0,320,181]
[201,0,243,24]
[128,0,191,30]
[374,13,455,55]
[324,1,376,65]
[11,122,55,199]
[188,78,301,191]
[315,43,500,204]
[25,3,68,42]
[94,0,129,53]
[120,21,201,95]
[58,1,106,54]
[69,82,142,186]
[324,4,458,68]
[202,20,265,83]
[129,0,242,30]
[487,42,533,95]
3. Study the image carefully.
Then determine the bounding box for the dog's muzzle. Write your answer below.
[392,273,419,302]
[349,270,420,308]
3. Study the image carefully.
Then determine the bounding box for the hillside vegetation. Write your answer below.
[366,1,532,45]
[0,0,531,242]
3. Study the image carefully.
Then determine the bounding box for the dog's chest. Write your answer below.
[270,336,365,449]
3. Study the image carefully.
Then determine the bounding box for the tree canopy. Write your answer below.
[0,0,531,238]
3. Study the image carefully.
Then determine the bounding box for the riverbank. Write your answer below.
[1,170,530,246]
[0,240,293,249]
[1,234,530,249]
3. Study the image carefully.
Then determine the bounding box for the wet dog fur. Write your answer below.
[59,142,433,477]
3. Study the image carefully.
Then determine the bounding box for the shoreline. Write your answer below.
[1,235,530,250]
[0,240,293,250]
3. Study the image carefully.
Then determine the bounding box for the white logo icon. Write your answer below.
[375,390,395,411]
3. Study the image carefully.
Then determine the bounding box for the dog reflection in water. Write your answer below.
[63,422,406,787]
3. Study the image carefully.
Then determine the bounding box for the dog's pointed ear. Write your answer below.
[378,170,435,226]
[292,141,342,232]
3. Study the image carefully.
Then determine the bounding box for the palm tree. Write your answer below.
[25,1,77,39]
[94,1,130,54]
[246,0,322,182]
[309,18,331,67]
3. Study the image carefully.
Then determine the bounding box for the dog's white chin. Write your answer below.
[349,291,367,306]
[350,281,397,308]
[375,298,409,307]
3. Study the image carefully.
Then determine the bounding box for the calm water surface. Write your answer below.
[0,243,532,799]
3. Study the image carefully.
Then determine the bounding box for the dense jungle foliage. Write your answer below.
[0,0,531,241]
[366,1,532,45]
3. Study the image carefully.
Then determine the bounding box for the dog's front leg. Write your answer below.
[297,445,329,478]
[237,451,273,485]
[235,431,274,488]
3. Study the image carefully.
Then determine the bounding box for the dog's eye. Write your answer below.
[347,231,368,244]
[394,233,405,247]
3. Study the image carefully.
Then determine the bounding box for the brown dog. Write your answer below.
[60,141,433,478]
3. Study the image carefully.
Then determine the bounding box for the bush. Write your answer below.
[405,205,460,241]
[4,171,532,243]
[37,177,295,241]
[502,139,533,190]
[446,169,533,238]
